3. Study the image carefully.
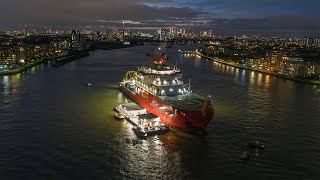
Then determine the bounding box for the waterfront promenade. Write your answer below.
[197,52,320,85]
[0,51,89,76]
[0,43,135,76]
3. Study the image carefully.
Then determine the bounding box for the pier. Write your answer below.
[114,103,169,138]
[179,50,196,55]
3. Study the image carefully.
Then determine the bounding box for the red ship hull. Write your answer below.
[119,85,214,132]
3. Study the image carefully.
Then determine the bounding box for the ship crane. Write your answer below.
[123,71,137,82]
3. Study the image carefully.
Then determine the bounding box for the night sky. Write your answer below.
[0,0,320,34]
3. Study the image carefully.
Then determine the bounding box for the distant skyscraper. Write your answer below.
[202,31,208,37]
[304,37,314,47]
[71,30,82,50]
[159,28,167,42]
[169,25,176,39]
[178,28,183,36]
[24,26,28,38]
[315,37,320,47]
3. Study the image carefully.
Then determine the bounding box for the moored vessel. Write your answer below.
[119,47,214,132]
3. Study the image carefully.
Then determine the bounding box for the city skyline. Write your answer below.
[1,1,320,179]
[0,0,320,36]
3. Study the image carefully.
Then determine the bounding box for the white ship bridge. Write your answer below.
[136,66,190,96]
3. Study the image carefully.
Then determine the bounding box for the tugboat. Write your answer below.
[248,141,265,149]
[119,47,214,133]
[86,82,92,87]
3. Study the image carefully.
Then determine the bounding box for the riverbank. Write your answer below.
[90,42,136,50]
[52,51,90,67]
[0,51,90,76]
[197,52,320,85]
[0,43,137,76]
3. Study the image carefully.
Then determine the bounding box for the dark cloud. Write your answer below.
[0,0,199,25]
[0,0,319,35]
[144,0,320,18]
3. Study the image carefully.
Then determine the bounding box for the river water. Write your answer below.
[1,45,320,179]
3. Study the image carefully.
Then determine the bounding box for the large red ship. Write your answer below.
[119,49,214,132]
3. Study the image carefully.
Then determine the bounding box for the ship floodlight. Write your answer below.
[170,88,173,92]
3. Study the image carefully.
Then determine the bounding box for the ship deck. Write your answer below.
[159,93,207,110]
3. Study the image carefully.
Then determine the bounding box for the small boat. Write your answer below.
[86,83,92,87]
[240,151,251,160]
[114,112,125,120]
[132,126,147,139]
[248,141,265,149]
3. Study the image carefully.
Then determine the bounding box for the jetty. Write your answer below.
[114,103,169,138]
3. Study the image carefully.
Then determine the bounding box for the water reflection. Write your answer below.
[234,68,240,81]
[285,79,294,89]
[257,73,262,86]
[265,75,270,88]
[118,119,185,179]
[194,56,201,68]
[179,53,183,62]
[1,74,23,114]
[249,71,256,85]
[195,54,201,60]
[1,76,10,96]
[314,85,320,96]
[1,74,22,96]
[117,92,123,104]
[241,70,246,83]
